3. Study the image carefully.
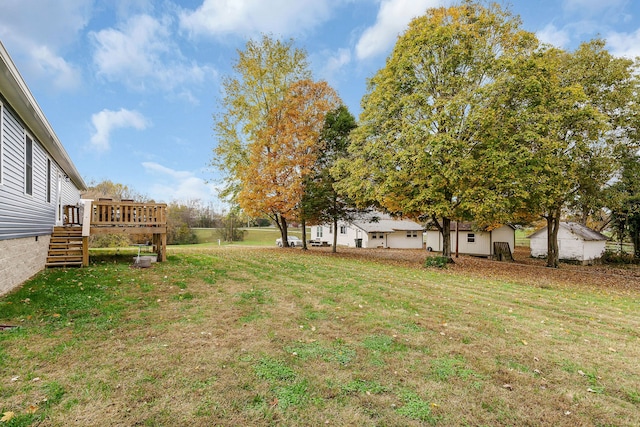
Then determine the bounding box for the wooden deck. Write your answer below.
[62,200,167,266]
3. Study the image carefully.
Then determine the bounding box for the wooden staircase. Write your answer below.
[493,242,514,262]
[47,226,84,267]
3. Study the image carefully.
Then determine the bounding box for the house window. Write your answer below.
[316,226,323,238]
[340,225,347,234]
[407,231,418,238]
[467,233,475,243]
[46,159,51,203]
[371,234,377,239]
[25,135,33,195]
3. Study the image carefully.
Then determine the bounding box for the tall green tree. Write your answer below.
[211,35,312,247]
[484,46,608,267]
[302,105,358,252]
[337,1,536,259]
[564,40,640,225]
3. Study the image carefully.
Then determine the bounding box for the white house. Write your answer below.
[314,212,424,249]
[424,222,516,258]
[528,222,608,265]
[0,42,86,296]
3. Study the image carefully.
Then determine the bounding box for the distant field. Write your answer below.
[514,228,531,247]
[193,227,306,246]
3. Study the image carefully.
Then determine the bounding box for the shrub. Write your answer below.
[424,256,450,269]
[89,234,131,248]
[602,250,638,265]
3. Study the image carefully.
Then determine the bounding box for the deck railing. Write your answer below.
[89,200,167,227]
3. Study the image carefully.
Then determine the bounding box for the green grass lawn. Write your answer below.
[1,247,639,426]
[193,227,306,246]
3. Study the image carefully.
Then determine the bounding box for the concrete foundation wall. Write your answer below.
[0,235,50,297]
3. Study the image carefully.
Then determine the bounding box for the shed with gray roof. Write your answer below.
[528,222,608,264]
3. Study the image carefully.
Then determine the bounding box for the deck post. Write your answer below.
[82,236,89,266]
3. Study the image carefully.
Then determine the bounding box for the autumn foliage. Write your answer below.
[237,80,340,221]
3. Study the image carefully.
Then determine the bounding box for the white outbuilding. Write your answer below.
[528,222,608,265]
[313,212,424,249]
[424,222,516,259]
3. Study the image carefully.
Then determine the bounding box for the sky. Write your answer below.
[1,0,639,207]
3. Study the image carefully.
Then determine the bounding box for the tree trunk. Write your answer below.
[332,217,338,253]
[280,216,289,248]
[301,218,307,250]
[546,213,560,268]
[631,218,640,259]
[431,215,453,261]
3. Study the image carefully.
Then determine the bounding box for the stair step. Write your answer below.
[49,249,82,257]
[46,261,82,268]
[52,232,82,237]
[50,240,82,246]
[47,228,85,268]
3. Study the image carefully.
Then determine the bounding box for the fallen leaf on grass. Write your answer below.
[26,405,38,414]
[503,384,513,390]
[1,411,15,422]
[608,347,617,353]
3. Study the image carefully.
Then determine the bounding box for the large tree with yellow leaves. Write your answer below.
[337,2,537,259]
[212,36,339,246]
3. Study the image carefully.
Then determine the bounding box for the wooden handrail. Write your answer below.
[89,200,167,226]
[64,205,81,225]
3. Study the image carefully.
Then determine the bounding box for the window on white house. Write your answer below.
[467,233,475,243]
[371,234,377,239]
[407,231,418,238]
[340,225,347,234]
[316,226,323,238]
[25,135,33,195]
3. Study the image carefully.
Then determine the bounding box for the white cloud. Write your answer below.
[537,23,571,48]
[606,29,640,59]
[0,0,91,46]
[90,14,215,92]
[317,48,352,80]
[90,108,150,152]
[0,0,90,90]
[142,162,220,203]
[355,0,449,60]
[562,0,627,16]
[179,0,334,38]
[30,45,82,91]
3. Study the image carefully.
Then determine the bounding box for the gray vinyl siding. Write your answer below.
[0,102,79,240]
